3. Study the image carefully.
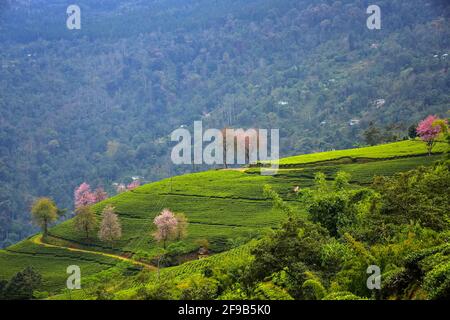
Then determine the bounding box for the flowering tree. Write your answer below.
[74,184,108,209]
[416,115,446,155]
[127,180,140,191]
[74,183,96,209]
[98,205,122,245]
[115,183,127,194]
[153,209,178,248]
[94,187,108,203]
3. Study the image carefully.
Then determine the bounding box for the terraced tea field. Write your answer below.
[0,140,446,295]
[278,140,447,166]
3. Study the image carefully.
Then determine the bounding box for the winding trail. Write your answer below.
[31,235,156,270]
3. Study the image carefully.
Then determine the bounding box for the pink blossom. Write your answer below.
[153,209,178,247]
[416,115,442,142]
[93,187,108,202]
[127,180,140,191]
[74,183,96,209]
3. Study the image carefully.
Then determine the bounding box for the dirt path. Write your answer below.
[32,235,156,270]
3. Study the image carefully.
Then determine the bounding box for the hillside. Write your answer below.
[1,0,449,248]
[0,139,447,299]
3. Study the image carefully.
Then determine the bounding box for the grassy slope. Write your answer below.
[279,140,447,165]
[0,140,447,294]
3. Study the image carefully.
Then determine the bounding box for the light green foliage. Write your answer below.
[423,261,450,299]
[280,141,448,165]
[74,206,97,239]
[307,171,375,237]
[320,239,354,275]
[374,161,450,230]
[322,292,367,300]
[302,272,327,300]
[177,274,219,300]
[31,198,58,236]
[253,282,294,300]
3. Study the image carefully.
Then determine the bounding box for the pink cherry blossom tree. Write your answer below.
[153,209,178,248]
[74,184,108,209]
[416,115,446,155]
[94,187,108,202]
[127,180,140,191]
[74,183,96,209]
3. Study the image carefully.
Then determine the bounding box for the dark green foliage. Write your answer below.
[246,215,329,299]
[373,161,450,230]
[306,172,371,237]
[0,279,7,299]
[362,123,398,146]
[309,193,349,236]
[363,124,383,146]
[408,124,418,139]
[423,261,450,300]
[382,244,450,299]
[1,266,42,300]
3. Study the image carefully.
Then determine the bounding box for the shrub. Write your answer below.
[178,274,219,300]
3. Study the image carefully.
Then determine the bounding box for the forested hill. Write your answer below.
[0,0,449,247]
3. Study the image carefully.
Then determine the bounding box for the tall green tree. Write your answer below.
[31,197,58,236]
[74,206,97,239]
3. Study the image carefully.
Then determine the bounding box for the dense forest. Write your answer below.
[0,0,449,248]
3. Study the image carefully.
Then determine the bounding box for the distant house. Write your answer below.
[349,119,360,126]
[374,99,386,108]
[320,121,327,125]
[278,101,289,106]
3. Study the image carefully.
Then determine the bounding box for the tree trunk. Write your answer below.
[157,256,161,280]
[427,142,433,156]
[43,222,48,237]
